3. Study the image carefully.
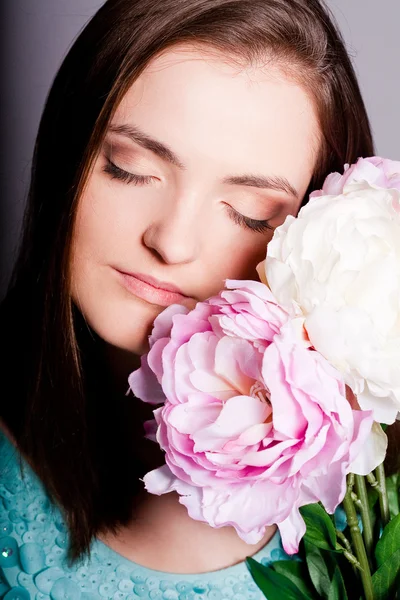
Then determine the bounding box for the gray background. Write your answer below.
[1,0,399,299]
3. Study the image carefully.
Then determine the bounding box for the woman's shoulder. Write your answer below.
[0,419,20,476]
[0,418,16,449]
[0,424,74,596]
[0,420,49,513]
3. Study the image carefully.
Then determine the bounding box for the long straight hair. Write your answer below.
[1,0,379,565]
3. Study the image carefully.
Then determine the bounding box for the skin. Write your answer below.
[70,44,321,573]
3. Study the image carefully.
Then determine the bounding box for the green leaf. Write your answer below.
[245,557,310,600]
[386,474,400,519]
[328,566,348,600]
[304,540,334,598]
[300,503,337,551]
[372,548,400,600]
[271,559,316,598]
[375,512,400,567]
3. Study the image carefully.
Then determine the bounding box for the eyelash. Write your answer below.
[103,158,154,186]
[103,158,274,234]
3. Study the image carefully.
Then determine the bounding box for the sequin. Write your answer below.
[178,593,194,600]
[17,572,34,587]
[118,578,134,593]
[115,564,131,578]
[146,576,160,590]
[15,522,28,536]
[131,571,146,584]
[0,521,13,535]
[163,590,179,600]
[193,582,208,594]
[232,594,247,600]
[0,536,18,568]
[55,533,68,550]
[135,583,150,596]
[160,580,175,591]
[208,591,222,600]
[3,586,31,599]
[35,568,65,595]
[76,566,90,581]
[8,510,22,524]
[50,577,81,599]
[99,582,117,597]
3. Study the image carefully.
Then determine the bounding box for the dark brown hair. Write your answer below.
[1,0,379,566]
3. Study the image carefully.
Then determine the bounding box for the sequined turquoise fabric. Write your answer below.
[0,428,295,600]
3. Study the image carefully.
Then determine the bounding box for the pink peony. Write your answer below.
[129,280,379,554]
[310,156,400,199]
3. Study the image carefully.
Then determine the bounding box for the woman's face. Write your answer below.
[71,45,320,356]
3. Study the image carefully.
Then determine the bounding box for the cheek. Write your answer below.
[200,230,274,297]
[73,184,126,258]
[224,205,301,283]
[69,178,166,354]
[71,175,154,267]
[228,236,273,279]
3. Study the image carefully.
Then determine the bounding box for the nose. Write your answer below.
[142,193,203,265]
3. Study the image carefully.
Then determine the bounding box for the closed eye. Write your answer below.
[225,205,274,233]
[103,157,156,185]
[103,158,274,234]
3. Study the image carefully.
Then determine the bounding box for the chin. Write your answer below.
[104,304,161,354]
[76,289,164,355]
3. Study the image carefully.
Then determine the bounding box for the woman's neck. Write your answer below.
[98,488,277,573]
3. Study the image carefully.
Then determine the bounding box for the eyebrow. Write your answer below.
[107,122,300,199]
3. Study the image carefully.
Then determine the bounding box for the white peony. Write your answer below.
[259,179,400,424]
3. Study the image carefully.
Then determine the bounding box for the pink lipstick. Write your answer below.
[115,269,193,308]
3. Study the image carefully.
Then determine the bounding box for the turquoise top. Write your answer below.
[0,427,295,600]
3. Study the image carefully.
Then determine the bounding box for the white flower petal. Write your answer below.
[348,422,388,475]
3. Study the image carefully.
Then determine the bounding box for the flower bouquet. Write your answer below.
[128,157,400,600]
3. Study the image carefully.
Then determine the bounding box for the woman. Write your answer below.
[0,0,377,595]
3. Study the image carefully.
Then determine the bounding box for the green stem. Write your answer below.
[354,475,374,566]
[336,529,353,554]
[351,490,362,508]
[366,472,378,489]
[343,474,374,600]
[338,545,363,571]
[336,530,361,574]
[375,463,390,528]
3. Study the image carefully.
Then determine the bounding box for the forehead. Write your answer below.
[113,45,321,197]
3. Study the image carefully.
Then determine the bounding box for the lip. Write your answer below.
[115,269,192,308]
[129,272,188,296]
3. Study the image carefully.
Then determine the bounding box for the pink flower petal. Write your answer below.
[236,422,273,446]
[278,507,307,555]
[143,419,158,442]
[168,398,222,435]
[149,304,188,348]
[193,395,270,453]
[128,353,165,404]
[214,336,263,388]
[242,438,299,467]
